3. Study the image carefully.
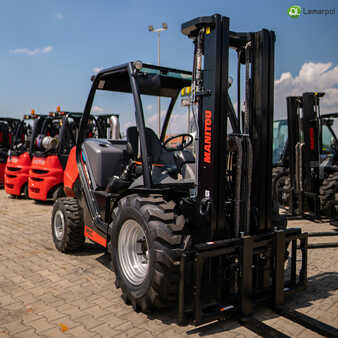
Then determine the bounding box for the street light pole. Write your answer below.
[148,23,168,136]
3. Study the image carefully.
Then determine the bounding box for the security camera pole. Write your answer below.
[148,23,168,136]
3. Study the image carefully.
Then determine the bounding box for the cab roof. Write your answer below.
[94,62,192,98]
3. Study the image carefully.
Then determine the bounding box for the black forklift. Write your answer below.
[273,92,338,219]
[51,14,308,325]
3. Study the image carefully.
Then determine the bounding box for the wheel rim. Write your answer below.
[54,210,65,241]
[118,220,150,286]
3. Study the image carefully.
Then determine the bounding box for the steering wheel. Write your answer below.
[163,133,194,152]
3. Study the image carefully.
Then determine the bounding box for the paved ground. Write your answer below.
[0,189,337,337]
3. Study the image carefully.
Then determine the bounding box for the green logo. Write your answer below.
[288,5,301,18]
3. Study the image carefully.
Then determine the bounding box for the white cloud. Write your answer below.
[56,13,64,20]
[92,105,104,113]
[42,46,53,53]
[146,110,189,135]
[275,62,338,119]
[93,67,103,74]
[9,46,53,56]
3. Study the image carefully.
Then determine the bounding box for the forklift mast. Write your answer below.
[182,14,275,239]
[286,92,324,215]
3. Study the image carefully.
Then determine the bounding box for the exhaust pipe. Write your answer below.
[108,115,120,139]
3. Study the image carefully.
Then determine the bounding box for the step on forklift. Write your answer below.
[51,14,307,325]
[5,110,43,197]
[0,117,21,186]
[272,92,338,219]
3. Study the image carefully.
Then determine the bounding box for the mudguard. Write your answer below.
[64,146,79,197]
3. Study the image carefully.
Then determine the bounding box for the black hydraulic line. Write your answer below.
[275,307,338,338]
[227,93,240,133]
[308,232,338,237]
[228,136,242,237]
[237,48,241,131]
[239,317,289,338]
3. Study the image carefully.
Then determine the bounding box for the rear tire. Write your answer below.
[51,197,85,252]
[23,183,29,199]
[110,194,186,313]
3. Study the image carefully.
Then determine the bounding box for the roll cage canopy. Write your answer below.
[78,62,192,189]
[93,62,191,98]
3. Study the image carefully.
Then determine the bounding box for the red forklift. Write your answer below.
[28,110,83,201]
[0,117,21,186]
[5,110,44,197]
[50,14,311,328]
[28,109,119,201]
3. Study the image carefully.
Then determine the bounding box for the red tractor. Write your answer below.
[0,117,21,186]
[5,111,43,197]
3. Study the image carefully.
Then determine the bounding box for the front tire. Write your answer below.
[110,194,186,313]
[51,197,85,252]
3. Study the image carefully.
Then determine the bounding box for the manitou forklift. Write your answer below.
[0,117,21,186]
[5,110,43,197]
[51,14,307,325]
[273,92,338,218]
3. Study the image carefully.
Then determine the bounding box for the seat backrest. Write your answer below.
[126,126,162,163]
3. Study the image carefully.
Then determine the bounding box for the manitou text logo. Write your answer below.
[288,5,301,18]
[204,110,212,164]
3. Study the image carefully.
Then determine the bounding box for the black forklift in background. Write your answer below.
[51,14,313,329]
[273,92,338,219]
[0,117,21,185]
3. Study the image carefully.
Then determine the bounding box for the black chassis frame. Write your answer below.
[284,93,338,218]
[75,14,307,325]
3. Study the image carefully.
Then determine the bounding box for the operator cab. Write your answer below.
[78,62,195,193]
[320,113,338,156]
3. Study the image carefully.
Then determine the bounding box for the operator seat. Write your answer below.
[126,126,177,168]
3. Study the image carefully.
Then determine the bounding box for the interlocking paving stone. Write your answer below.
[0,190,337,337]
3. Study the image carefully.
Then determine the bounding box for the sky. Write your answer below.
[0,0,337,134]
